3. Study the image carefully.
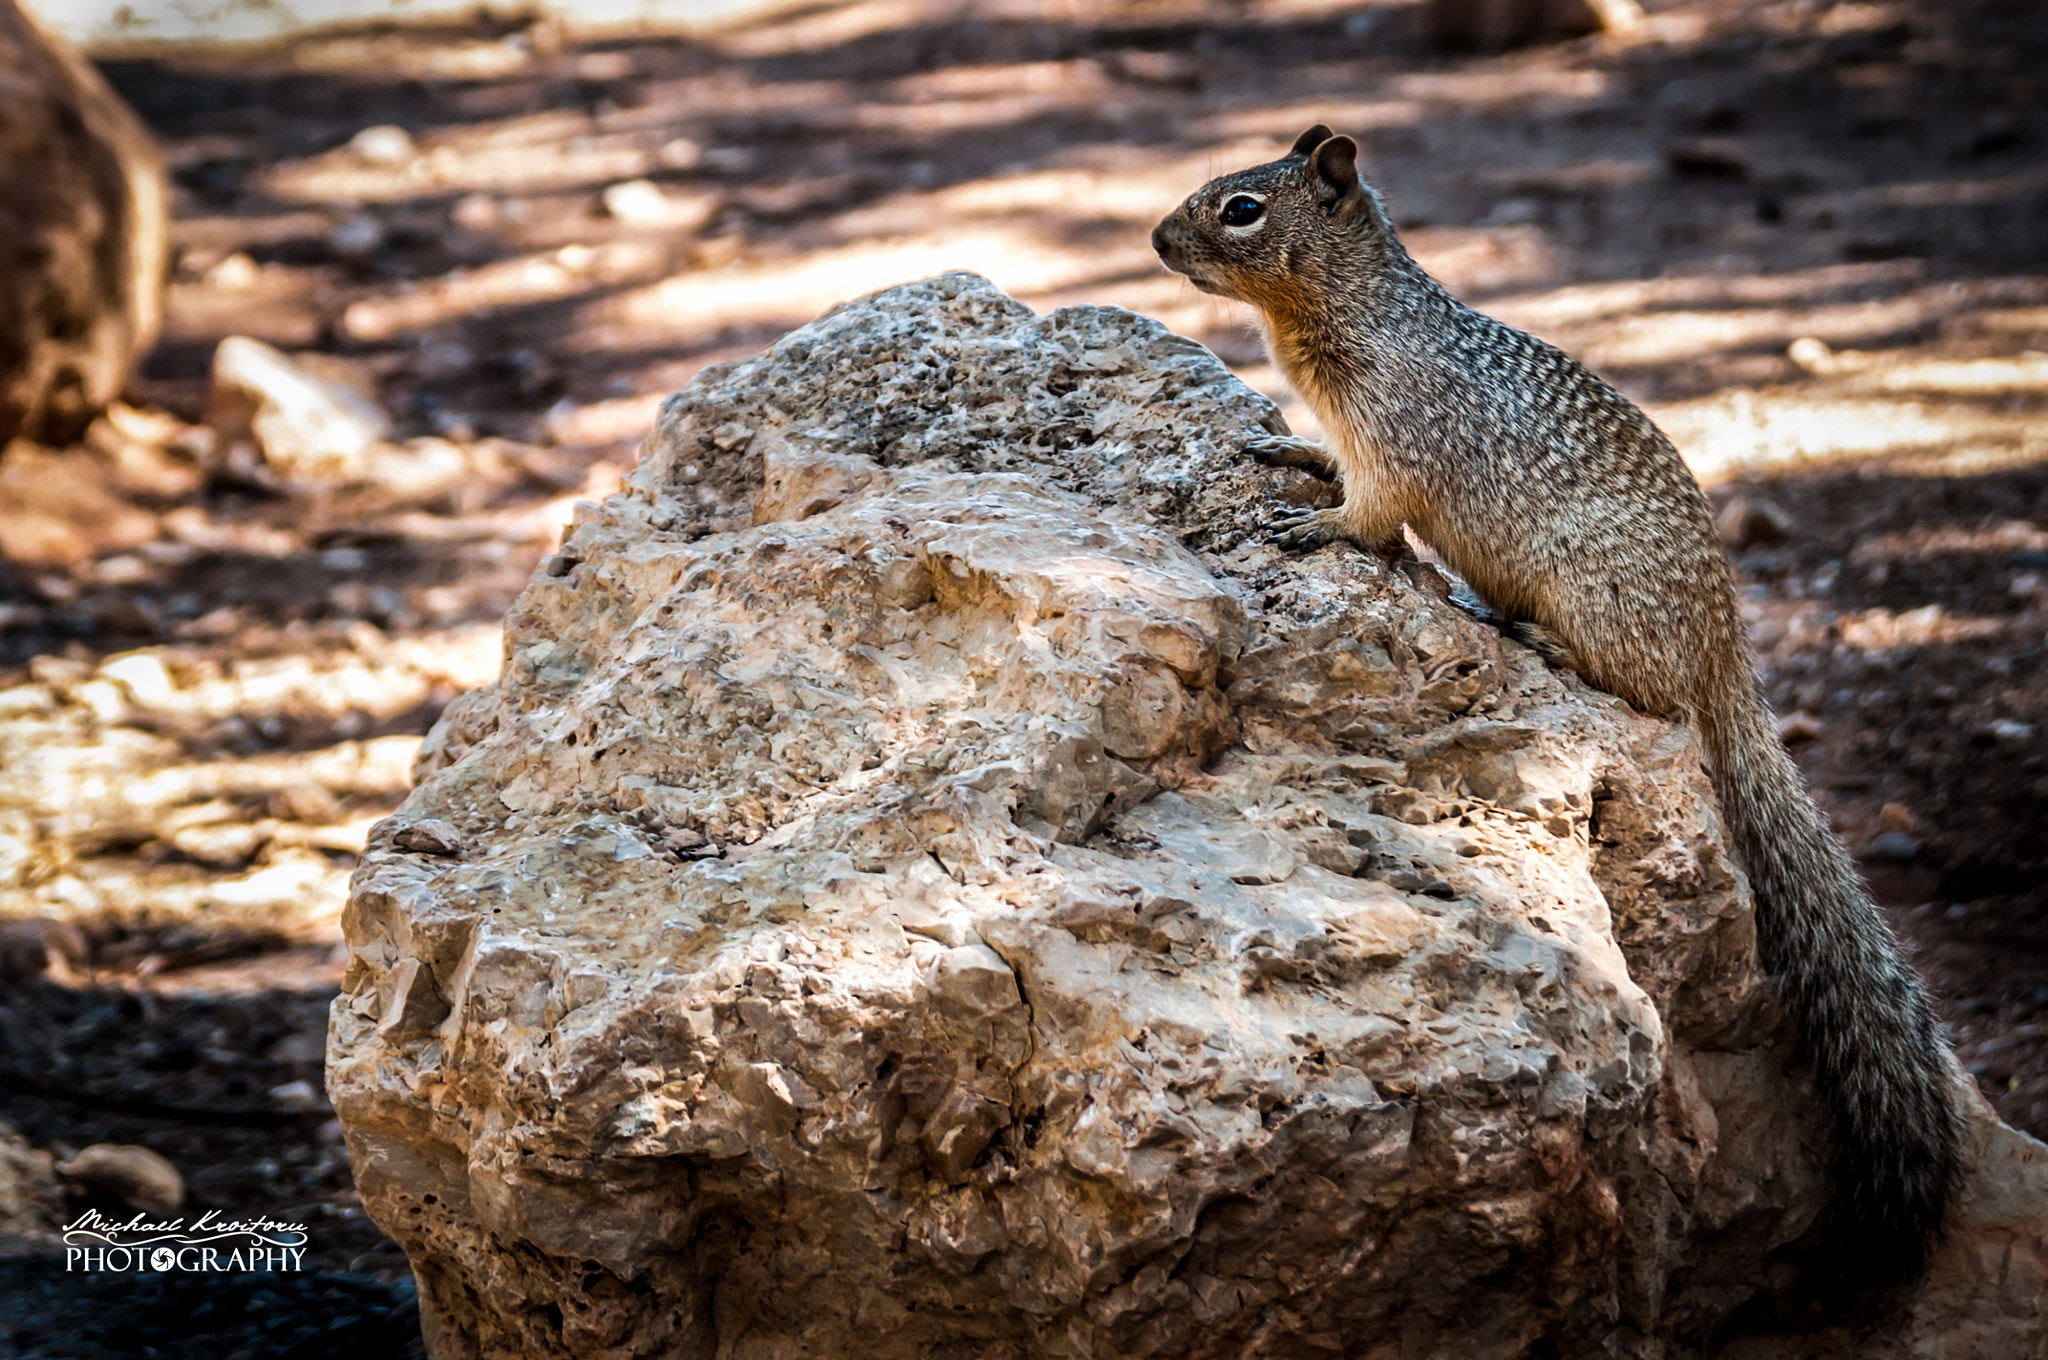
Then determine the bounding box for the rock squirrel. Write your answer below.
[1151,125,1966,1282]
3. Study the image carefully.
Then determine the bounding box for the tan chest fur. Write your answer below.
[1262,317,1421,541]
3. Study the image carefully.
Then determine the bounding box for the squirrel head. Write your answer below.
[1151,125,1399,315]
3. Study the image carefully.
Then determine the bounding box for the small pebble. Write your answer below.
[59,1144,184,1211]
[393,819,464,856]
[328,213,386,260]
[349,124,415,166]
[1717,494,1793,548]
[1787,336,1836,373]
[451,192,502,231]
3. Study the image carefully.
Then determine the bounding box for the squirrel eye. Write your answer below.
[1219,195,1264,227]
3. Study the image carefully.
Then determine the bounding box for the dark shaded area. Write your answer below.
[0,1259,425,1359]
[0,969,403,1275]
[1716,454,2048,1132]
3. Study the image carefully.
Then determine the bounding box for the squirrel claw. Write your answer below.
[1246,435,1337,480]
[1266,506,1342,550]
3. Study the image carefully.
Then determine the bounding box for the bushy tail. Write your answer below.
[1699,676,1967,1283]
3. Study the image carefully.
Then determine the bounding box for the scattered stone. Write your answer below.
[1839,603,1949,651]
[0,917,87,982]
[330,274,2048,1358]
[656,136,702,170]
[169,820,270,868]
[202,251,259,290]
[600,178,717,230]
[348,123,415,167]
[451,193,501,232]
[57,1144,184,1213]
[1717,492,1793,547]
[0,1118,60,1239]
[1870,831,1922,862]
[206,335,392,488]
[267,1079,329,1113]
[0,0,167,446]
[391,819,463,857]
[1787,335,1838,373]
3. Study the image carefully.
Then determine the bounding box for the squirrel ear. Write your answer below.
[1290,124,1335,158]
[1310,134,1363,213]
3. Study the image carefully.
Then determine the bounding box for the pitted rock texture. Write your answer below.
[330,273,2045,1359]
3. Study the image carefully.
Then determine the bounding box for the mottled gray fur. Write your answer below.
[1152,125,1966,1281]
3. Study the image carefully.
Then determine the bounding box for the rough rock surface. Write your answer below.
[0,0,166,448]
[330,274,2046,1359]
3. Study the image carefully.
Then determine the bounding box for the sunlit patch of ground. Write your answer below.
[0,624,498,942]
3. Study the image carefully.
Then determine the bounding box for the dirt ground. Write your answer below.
[0,0,2044,1351]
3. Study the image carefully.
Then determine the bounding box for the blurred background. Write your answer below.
[0,0,2042,1353]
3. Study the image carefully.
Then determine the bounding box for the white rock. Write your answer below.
[349,123,415,166]
[207,335,392,487]
[600,177,717,231]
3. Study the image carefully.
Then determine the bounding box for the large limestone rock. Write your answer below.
[0,0,166,448]
[329,274,2045,1358]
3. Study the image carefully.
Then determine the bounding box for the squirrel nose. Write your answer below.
[1150,223,1174,260]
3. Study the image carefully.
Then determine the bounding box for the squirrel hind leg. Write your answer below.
[1504,618,1583,675]
[1246,434,1339,481]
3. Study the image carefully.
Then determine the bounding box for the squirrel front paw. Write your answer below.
[1245,435,1338,481]
[1266,506,1346,550]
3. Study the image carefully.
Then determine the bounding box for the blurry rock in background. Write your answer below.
[56,1143,184,1214]
[601,178,720,231]
[0,916,86,982]
[0,1117,61,1240]
[206,336,392,489]
[0,0,165,449]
